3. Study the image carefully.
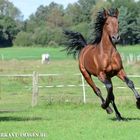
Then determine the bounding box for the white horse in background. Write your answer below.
[41,53,50,64]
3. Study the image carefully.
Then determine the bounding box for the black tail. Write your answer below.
[63,30,87,58]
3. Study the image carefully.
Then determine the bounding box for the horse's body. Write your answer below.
[79,44,122,78]
[64,8,140,120]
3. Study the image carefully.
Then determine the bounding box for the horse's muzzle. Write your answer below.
[111,34,120,44]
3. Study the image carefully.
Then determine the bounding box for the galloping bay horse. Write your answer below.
[64,8,140,120]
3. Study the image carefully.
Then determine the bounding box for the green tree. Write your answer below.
[0,15,20,46]
[14,0,140,46]
[64,3,82,26]
[0,0,22,20]
[46,2,64,27]
[14,31,33,46]
[23,2,65,46]
[119,6,131,44]
[78,0,96,22]
[25,16,39,33]
[0,0,23,47]
[132,15,140,44]
[32,26,48,46]
[109,0,140,45]
[35,5,48,23]
[71,22,90,42]
[119,6,139,45]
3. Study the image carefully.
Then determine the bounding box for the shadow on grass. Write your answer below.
[0,110,21,114]
[0,110,43,122]
[110,117,140,121]
[0,109,48,122]
[0,116,42,122]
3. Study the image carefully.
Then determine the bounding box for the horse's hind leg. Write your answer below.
[117,69,140,109]
[80,67,113,114]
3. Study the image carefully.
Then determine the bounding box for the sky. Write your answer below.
[9,0,78,20]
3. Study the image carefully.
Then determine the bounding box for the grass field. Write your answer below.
[0,103,140,140]
[0,46,72,60]
[0,45,140,139]
[0,45,140,60]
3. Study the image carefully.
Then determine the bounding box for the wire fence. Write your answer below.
[0,72,140,108]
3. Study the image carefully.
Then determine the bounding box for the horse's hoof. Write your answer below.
[136,100,140,109]
[116,114,124,121]
[117,116,124,121]
[106,106,113,114]
[101,103,107,109]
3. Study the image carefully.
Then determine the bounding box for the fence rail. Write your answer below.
[0,72,140,106]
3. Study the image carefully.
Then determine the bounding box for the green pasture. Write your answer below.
[0,45,140,140]
[0,45,139,60]
[0,46,72,60]
[0,103,140,140]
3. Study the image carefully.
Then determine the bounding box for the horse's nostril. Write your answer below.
[112,36,116,40]
[112,36,116,39]
[111,34,120,43]
[117,35,120,40]
[112,35,120,41]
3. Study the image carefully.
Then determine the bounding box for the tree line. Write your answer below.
[0,0,140,47]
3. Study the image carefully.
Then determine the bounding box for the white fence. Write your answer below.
[0,72,140,107]
[121,53,140,64]
[0,72,86,106]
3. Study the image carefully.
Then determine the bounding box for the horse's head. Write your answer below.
[103,8,120,44]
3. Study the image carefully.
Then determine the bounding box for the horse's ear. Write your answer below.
[115,8,119,17]
[103,8,108,19]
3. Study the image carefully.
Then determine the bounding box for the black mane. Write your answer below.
[92,8,118,44]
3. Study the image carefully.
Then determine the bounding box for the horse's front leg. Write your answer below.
[98,72,123,120]
[117,69,140,109]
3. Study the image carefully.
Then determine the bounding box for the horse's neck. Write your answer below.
[100,31,115,52]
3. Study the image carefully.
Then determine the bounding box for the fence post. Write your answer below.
[81,74,86,103]
[32,71,39,107]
